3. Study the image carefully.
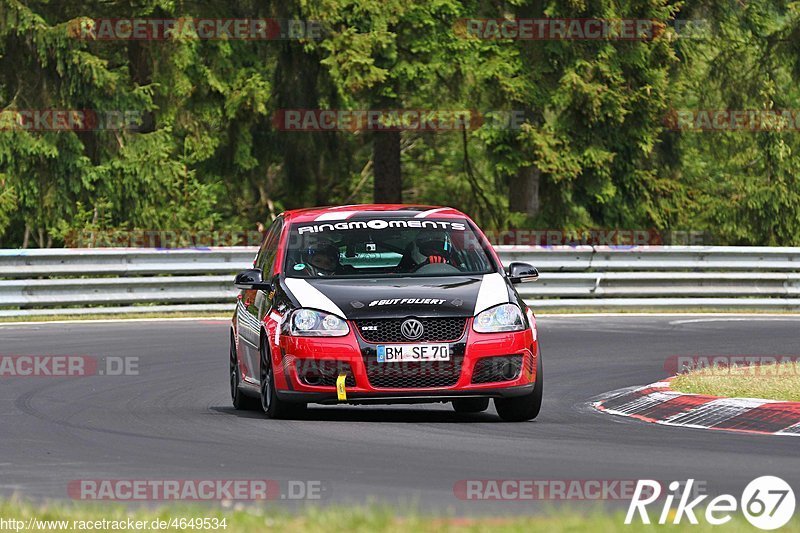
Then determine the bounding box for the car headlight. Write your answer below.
[289,309,349,337]
[473,304,525,333]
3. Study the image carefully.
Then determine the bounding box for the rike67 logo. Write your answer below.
[626,477,795,530]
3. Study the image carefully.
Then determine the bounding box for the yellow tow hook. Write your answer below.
[336,374,347,401]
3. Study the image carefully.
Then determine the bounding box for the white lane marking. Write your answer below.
[0,317,230,327]
[669,317,800,325]
[284,278,347,318]
[315,211,357,221]
[414,207,450,218]
[473,273,510,315]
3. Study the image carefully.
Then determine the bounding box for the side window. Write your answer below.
[253,232,270,271]
[257,218,283,277]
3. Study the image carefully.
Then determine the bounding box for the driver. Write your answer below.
[398,231,453,272]
[300,241,340,276]
[417,236,451,266]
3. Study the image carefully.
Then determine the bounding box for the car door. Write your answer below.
[238,217,283,382]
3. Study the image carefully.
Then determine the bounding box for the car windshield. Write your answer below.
[284,218,495,278]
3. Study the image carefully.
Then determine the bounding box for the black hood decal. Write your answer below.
[302,276,484,319]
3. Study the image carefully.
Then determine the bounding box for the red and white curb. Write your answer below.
[593,379,800,436]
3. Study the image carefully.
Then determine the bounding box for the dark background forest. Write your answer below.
[1,0,799,247]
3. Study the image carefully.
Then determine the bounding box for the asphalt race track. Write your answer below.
[1,315,799,514]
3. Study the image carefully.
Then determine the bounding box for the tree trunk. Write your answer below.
[373,130,402,203]
[274,40,322,207]
[509,165,541,217]
[507,0,544,220]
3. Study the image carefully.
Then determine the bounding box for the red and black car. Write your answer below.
[230,204,542,421]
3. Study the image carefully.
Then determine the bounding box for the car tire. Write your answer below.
[494,350,543,422]
[259,336,306,419]
[230,336,259,410]
[452,398,490,413]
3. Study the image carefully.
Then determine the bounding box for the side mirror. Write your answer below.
[507,262,539,284]
[234,268,272,290]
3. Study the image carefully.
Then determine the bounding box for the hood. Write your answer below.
[283,274,511,320]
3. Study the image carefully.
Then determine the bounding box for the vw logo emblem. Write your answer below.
[401,318,424,340]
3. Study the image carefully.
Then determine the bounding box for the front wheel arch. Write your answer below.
[258,328,305,419]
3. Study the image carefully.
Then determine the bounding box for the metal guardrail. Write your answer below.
[2,246,800,316]
[0,248,255,277]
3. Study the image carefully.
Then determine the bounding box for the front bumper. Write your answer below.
[274,317,538,403]
[277,383,535,405]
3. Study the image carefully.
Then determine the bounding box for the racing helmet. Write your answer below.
[416,232,452,264]
[304,241,340,273]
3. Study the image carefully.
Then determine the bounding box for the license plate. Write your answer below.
[376,344,450,363]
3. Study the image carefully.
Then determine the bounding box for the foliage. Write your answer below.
[0,0,798,246]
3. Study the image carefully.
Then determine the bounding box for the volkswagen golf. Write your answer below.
[230,204,542,421]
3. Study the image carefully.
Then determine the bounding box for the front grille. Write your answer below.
[471,355,523,384]
[356,317,467,343]
[364,357,464,388]
[296,360,356,387]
